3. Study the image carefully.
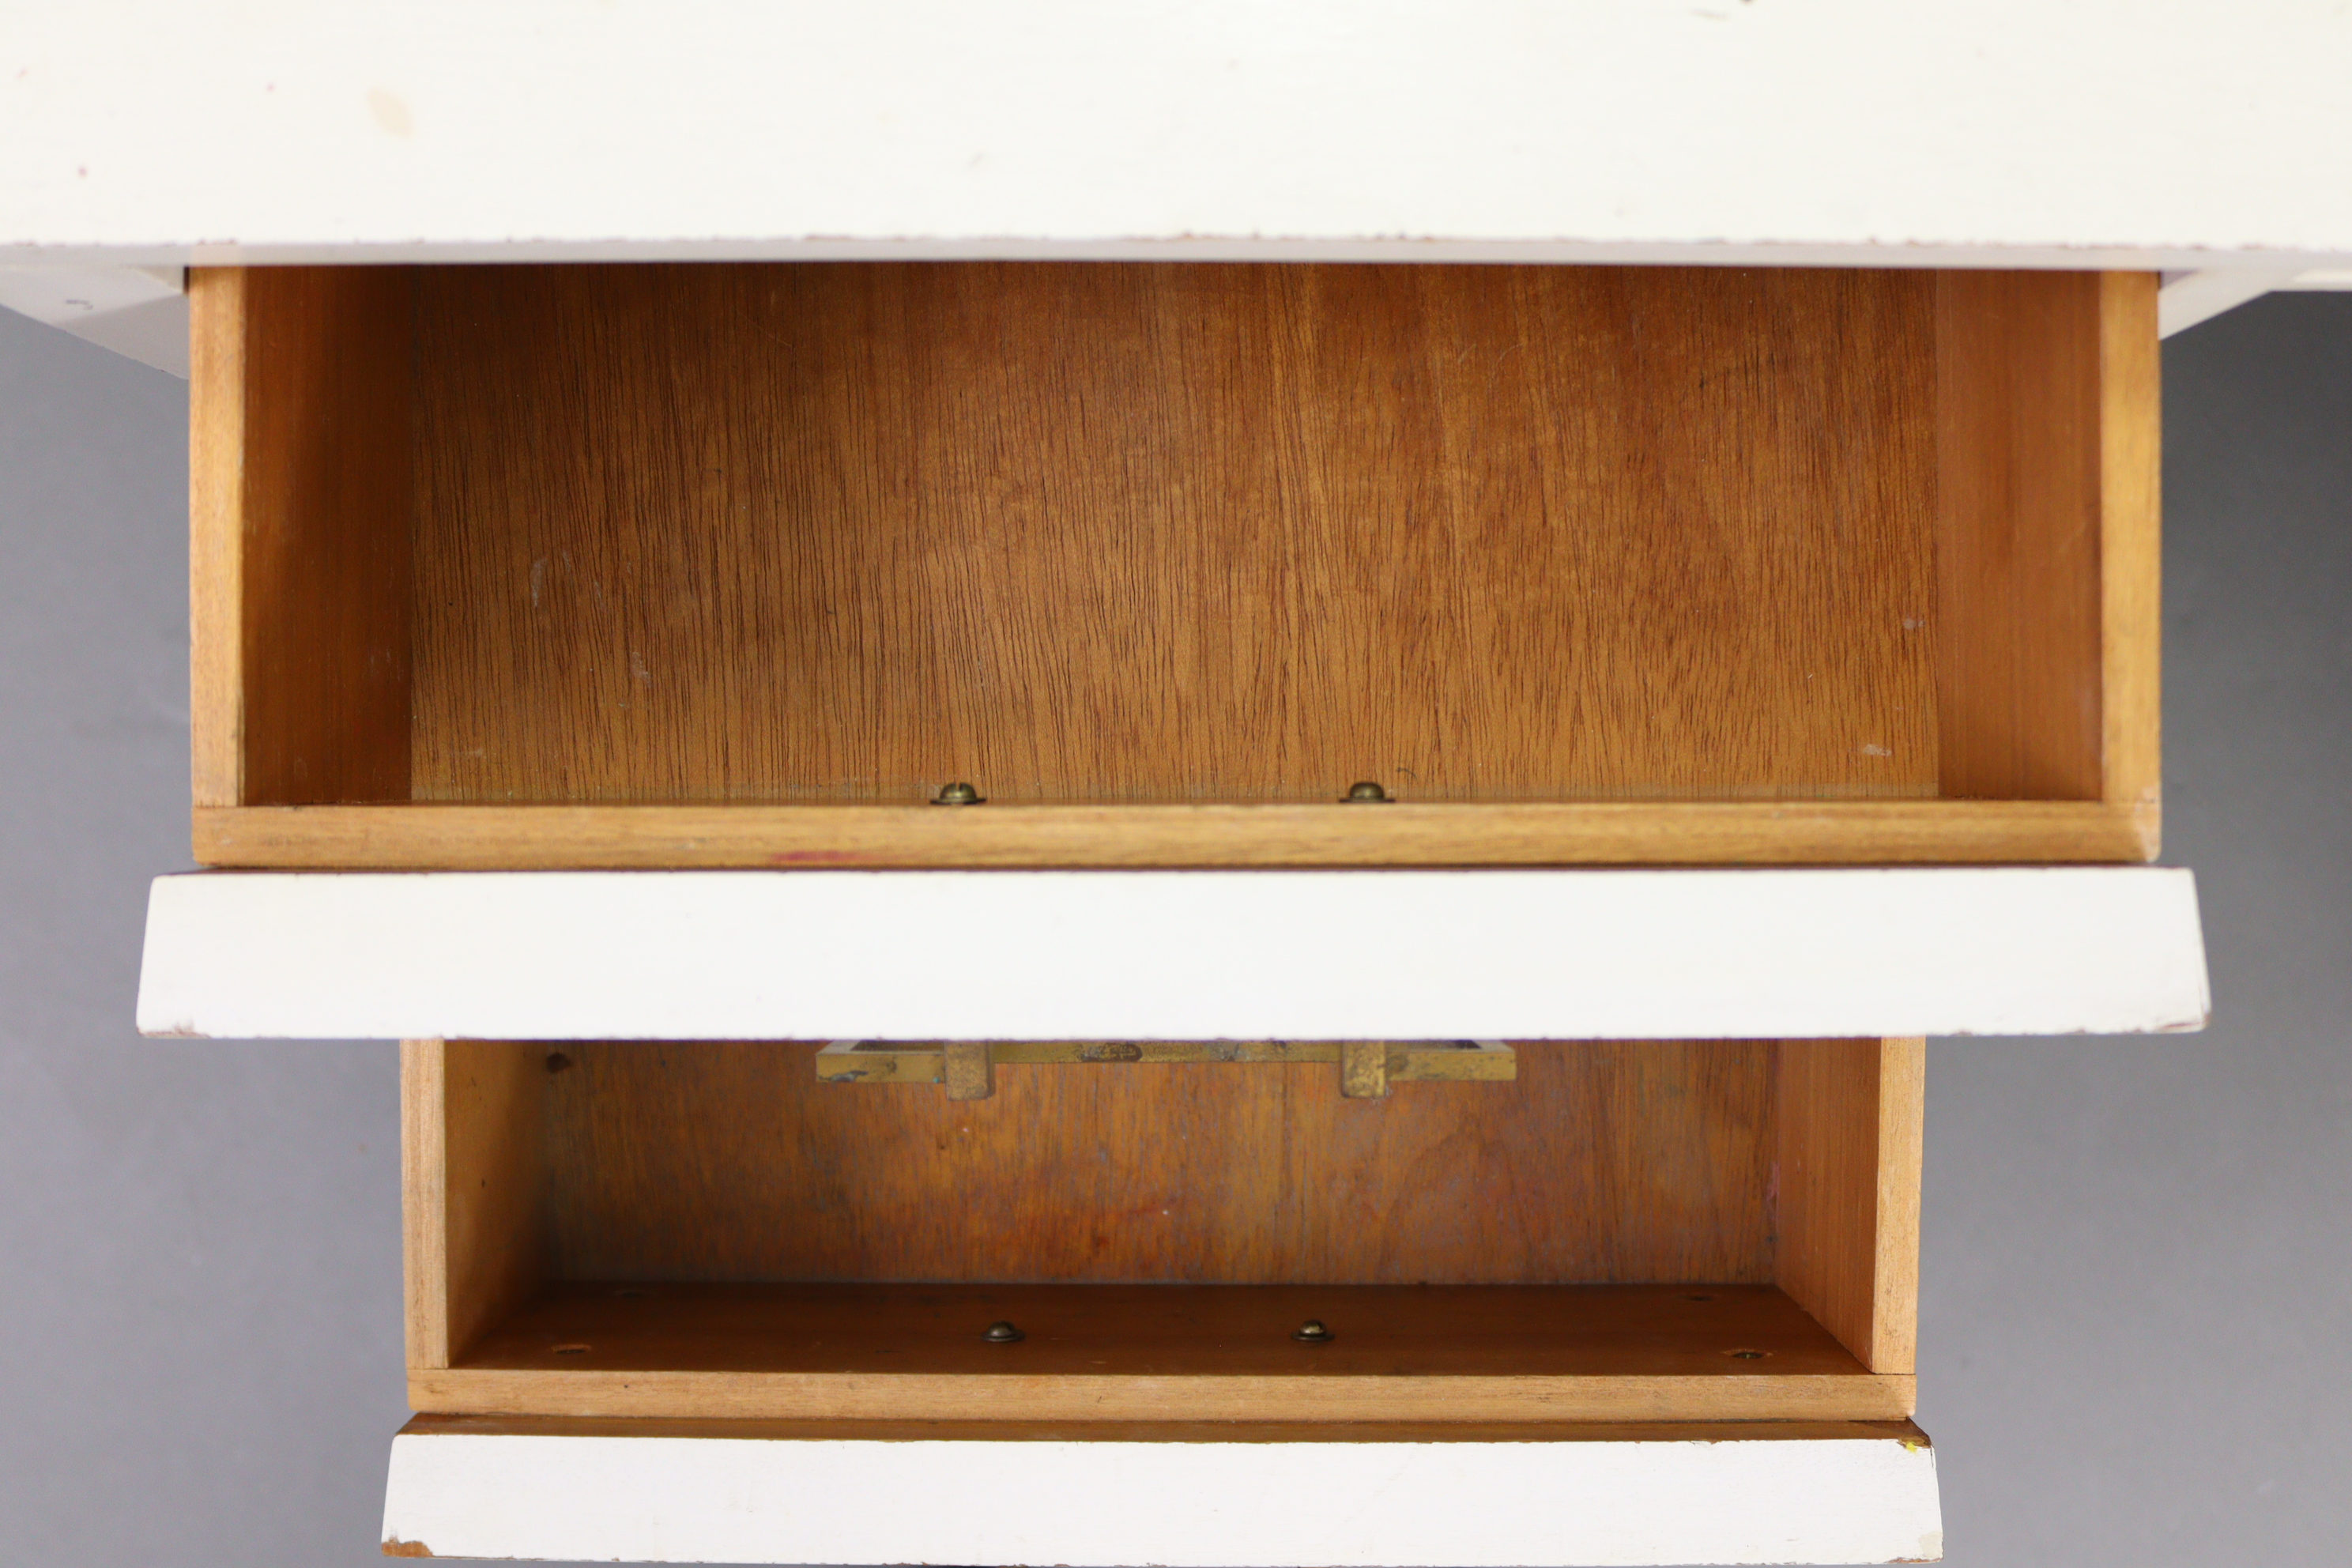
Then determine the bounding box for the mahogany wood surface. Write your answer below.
[406,262,1941,807]
[539,1039,1777,1287]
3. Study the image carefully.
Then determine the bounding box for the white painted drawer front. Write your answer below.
[139,867,2207,1042]
[382,1422,1944,1566]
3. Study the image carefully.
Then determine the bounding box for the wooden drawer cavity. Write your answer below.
[190,262,2158,869]
[404,1035,1923,1425]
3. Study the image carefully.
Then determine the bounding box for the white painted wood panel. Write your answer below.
[137,868,2208,1042]
[380,1427,1945,1566]
[4,3,2350,270]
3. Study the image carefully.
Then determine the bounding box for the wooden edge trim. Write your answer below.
[401,1038,450,1370]
[194,800,2156,870]
[2101,271,2162,842]
[407,1370,1917,1424]
[395,1412,1934,1445]
[187,267,247,812]
[1870,1039,1926,1375]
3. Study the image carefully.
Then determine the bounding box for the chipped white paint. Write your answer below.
[137,868,2209,1042]
[3,2,2350,273]
[380,1427,1945,1566]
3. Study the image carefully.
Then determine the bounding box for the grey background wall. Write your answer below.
[0,291,2345,1566]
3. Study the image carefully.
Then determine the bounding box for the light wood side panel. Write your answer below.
[187,269,247,809]
[1774,1038,1924,1374]
[402,1038,548,1370]
[399,1040,444,1368]
[2100,272,2162,842]
[190,797,2158,869]
[1933,270,2107,805]
[543,1040,1777,1286]
[409,262,1939,807]
[230,265,415,805]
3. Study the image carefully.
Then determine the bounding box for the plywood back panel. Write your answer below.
[541,1039,1778,1286]
[409,263,1940,805]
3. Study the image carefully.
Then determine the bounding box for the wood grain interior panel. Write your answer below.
[1773,1038,1924,1374]
[402,1038,548,1368]
[231,265,415,805]
[417,1280,1913,1423]
[1932,270,2107,801]
[541,1039,1777,1285]
[409,263,1939,805]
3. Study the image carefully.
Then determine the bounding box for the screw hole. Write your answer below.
[1683,1292,1715,1302]
[1725,1348,1770,1360]
[552,1344,591,1355]
[545,1052,572,1074]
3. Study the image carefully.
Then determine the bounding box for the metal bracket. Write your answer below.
[816,1039,1516,1099]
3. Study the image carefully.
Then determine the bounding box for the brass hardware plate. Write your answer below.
[816,1039,1514,1099]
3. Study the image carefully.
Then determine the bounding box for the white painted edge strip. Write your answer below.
[381,1431,1943,1566]
[137,868,2208,1042]
[9,239,2352,273]
[0,264,187,375]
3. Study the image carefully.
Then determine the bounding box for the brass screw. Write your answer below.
[1343,781,1389,803]
[933,782,985,806]
[982,1321,1025,1344]
[1292,1319,1333,1344]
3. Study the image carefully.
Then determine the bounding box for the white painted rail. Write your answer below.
[381,1423,1945,1566]
[138,868,2208,1042]
[6,3,2351,273]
